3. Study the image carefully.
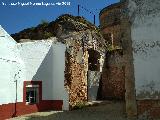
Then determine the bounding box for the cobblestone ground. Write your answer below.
[10,101,159,120]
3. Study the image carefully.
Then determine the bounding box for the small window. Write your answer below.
[26,85,39,104]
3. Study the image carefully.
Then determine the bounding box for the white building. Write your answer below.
[0,26,69,120]
[130,0,160,100]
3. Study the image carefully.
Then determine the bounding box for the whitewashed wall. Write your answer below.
[0,26,25,105]
[129,0,160,99]
[0,26,69,110]
[18,40,69,110]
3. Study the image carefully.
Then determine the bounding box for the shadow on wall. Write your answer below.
[99,51,125,100]
[30,46,60,111]
[96,56,108,100]
[0,46,63,120]
[96,75,103,100]
[32,46,54,99]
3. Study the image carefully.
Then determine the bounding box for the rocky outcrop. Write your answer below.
[11,14,99,42]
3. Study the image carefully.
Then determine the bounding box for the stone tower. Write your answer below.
[99,1,137,118]
[99,1,126,100]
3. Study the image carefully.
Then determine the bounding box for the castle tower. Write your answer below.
[99,2,125,48]
[99,1,137,118]
[99,1,125,100]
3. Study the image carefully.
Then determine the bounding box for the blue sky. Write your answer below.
[0,0,119,34]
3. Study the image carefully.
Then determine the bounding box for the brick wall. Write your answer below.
[101,66,125,100]
[64,30,105,109]
[137,100,160,119]
[100,2,126,101]
[101,51,125,100]
[65,51,88,109]
[99,2,125,48]
[0,100,63,120]
[100,1,138,117]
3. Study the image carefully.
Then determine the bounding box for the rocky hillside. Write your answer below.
[11,14,99,42]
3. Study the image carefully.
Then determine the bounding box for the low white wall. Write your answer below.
[18,40,69,110]
[0,26,69,109]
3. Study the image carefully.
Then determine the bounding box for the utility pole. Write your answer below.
[94,15,96,25]
[15,79,17,116]
[78,4,96,25]
[13,70,21,117]
[78,4,80,16]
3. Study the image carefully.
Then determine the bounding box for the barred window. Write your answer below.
[26,85,39,104]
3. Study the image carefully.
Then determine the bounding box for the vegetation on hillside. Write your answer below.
[11,14,99,42]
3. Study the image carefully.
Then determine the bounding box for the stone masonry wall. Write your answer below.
[137,100,160,119]
[100,2,125,48]
[100,3,126,101]
[100,1,137,117]
[101,51,125,100]
[63,30,105,109]
[65,52,88,108]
